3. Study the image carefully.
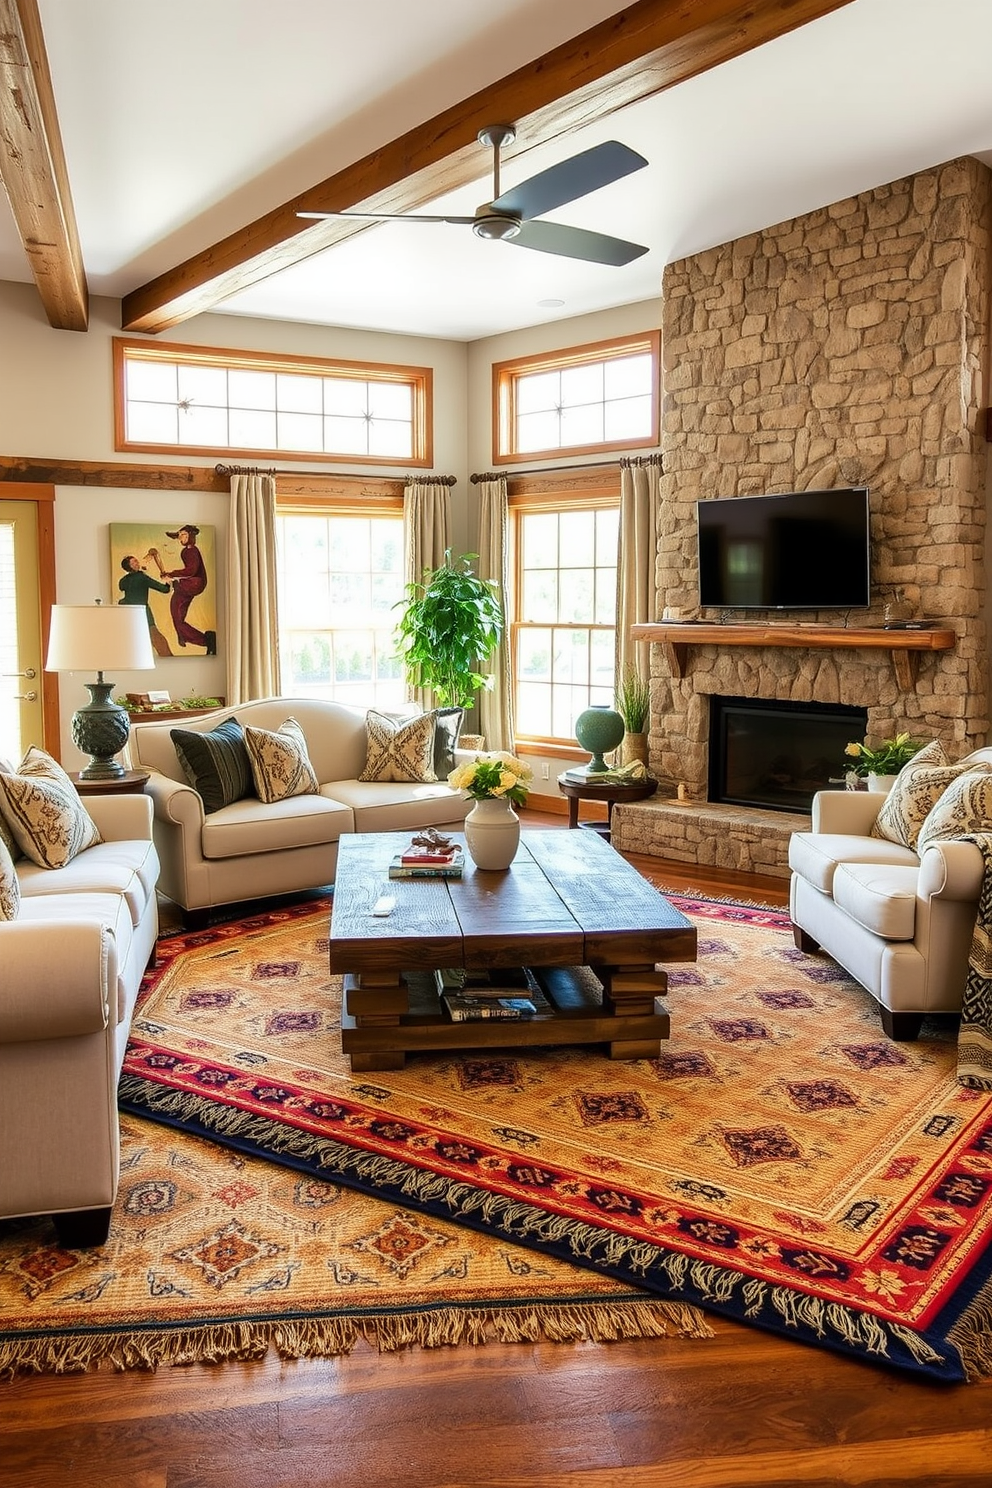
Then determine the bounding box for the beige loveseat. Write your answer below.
[0,794,160,1245]
[789,764,992,1039]
[128,697,471,923]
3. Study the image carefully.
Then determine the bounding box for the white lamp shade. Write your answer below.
[46,604,156,672]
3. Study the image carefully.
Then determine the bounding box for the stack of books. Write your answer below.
[442,991,537,1022]
[388,839,464,879]
[440,966,538,1021]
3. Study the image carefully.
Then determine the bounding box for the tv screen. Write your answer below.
[696,487,870,610]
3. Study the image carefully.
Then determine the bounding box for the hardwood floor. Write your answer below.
[3,817,990,1488]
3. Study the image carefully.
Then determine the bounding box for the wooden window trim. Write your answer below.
[114,336,433,468]
[493,330,659,466]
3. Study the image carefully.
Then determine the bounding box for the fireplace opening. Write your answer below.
[709,696,869,813]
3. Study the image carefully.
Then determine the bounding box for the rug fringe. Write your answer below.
[947,1288,992,1380]
[0,1299,712,1378]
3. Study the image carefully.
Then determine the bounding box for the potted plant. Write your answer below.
[615,665,651,767]
[394,551,504,741]
[843,731,921,792]
[447,751,532,869]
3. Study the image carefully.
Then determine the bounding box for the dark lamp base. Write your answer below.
[71,679,131,780]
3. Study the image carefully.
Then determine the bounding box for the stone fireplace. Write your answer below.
[612,156,991,877]
[709,696,867,813]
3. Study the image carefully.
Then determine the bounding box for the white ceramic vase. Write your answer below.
[867,773,898,793]
[463,796,520,870]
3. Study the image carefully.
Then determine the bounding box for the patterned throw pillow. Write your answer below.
[916,766,992,855]
[0,835,19,920]
[0,747,102,869]
[171,718,254,814]
[871,740,968,851]
[243,717,319,804]
[359,710,437,783]
[433,707,464,779]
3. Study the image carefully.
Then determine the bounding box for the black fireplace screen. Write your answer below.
[709,696,869,813]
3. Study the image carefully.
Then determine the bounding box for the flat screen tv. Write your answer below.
[696,487,870,610]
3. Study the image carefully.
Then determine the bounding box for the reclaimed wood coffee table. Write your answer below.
[329,828,696,1071]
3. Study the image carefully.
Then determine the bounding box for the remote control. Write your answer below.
[371,895,396,917]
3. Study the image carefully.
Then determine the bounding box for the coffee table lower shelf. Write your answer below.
[340,965,670,1071]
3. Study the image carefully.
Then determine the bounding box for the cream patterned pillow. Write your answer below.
[871,740,968,851]
[916,766,992,856]
[0,836,19,920]
[359,710,437,783]
[0,747,102,869]
[244,717,319,804]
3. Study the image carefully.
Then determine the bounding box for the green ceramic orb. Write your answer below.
[574,705,625,773]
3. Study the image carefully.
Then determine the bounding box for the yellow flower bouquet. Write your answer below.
[447,751,532,806]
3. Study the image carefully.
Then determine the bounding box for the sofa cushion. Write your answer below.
[171,717,254,813]
[244,717,319,804]
[325,778,470,835]
[433,707,465,778]
[832,862,921,941]
[201,793,352,859]
[17,836,159,928]
[0,836,19,920]
[359,710,437,783]
[916,765,992,855]
[0,747,102,868]
[788,831,919,894]
[870,740,967,850]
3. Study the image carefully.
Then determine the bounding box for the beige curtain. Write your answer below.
[476,474,514,753]
[226,472,280,705]
[615,455,662,686]
[403,477,453,710]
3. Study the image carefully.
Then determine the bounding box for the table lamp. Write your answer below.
[46,601,156,779]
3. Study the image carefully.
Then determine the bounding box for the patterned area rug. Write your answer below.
[71,893,992,1380]
[0,1101,702,1378]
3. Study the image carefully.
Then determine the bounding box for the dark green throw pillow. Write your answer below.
[171,718,254,814]
[433,707,464,779]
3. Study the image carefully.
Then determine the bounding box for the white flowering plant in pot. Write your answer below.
[447,752,532,806]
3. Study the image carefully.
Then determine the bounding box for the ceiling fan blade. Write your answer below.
[492,140,647,221]
[297,210,477,224]
[510,219,648,267]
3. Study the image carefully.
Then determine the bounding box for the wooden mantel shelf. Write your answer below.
[631,622,956,691]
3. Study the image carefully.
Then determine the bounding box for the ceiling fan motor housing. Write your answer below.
[473,210,521,241]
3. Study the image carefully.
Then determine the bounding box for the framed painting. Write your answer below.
[109,523,217,658]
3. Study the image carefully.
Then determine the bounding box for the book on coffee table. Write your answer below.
[389,849,464,879]
[443,993,536,1021]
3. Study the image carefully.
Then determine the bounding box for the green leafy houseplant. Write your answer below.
[843,731,920,778]
[394,550,504,709]
[615,666,650,733]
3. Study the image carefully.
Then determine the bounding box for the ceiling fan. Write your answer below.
[298,125,650,266]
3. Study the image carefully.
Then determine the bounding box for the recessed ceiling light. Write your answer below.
[537,298,565,308]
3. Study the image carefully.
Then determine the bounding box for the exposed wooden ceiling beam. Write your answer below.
[0,0,87,330]
[122,0,854,335]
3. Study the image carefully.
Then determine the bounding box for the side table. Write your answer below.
[69,769,150,797]
[557,774,658,841]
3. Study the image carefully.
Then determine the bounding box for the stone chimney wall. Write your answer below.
[650,156,992,798]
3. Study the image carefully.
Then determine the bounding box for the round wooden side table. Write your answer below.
[69,769,150,797]
[556,774,658,841]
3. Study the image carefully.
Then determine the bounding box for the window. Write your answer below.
[493,332,659,464]
[275,501,407,709]
[114,338,432,466]
[510,484,619,747]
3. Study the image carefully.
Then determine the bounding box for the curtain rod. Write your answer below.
[470,453,661,483]
[215,463,456,485]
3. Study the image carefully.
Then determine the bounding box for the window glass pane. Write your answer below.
[517,627,552,683]
[368,419,412,458]
[229,407,276,449]
[324,414,369,455]
[277,411,324,451]
[559,510,595,565]
[560,362,602,407]
[591,629,615,693]
[605,395,653,441]
[562,569,594,623]
[229,369,276,411]
[522,569,558,623]
[517,680,551,737]
[368,382,412,420]
[517,409,560,452]
[516,370,559,415]
[127,401,179,444]
[521,512,558,567]
[560,403,603,447]
[127,360,177,401]
[277,373,322,413]
[595,508,619,562]
[180,403,229,446]
[178,363,227,407]
[594,567,616,624]
[604,352,652,398]
[324,378,368,417]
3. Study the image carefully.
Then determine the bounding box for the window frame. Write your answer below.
[492,330,660,466]
[509,474,620,755]
[113,336,433,467]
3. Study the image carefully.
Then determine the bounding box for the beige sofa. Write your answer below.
[0,794,160,1245]
[128,697,471,923]
[789,774,990,1039]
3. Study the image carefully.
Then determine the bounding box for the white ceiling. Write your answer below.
[3,0,992,342]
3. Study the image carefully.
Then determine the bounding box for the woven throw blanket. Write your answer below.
[959,833,992,1089]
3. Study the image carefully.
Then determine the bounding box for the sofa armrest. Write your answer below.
[0,921,112,1042]
[918,838,986,902]
[143,769,206,832]
[84,792,154,842]
[811,789,884,835]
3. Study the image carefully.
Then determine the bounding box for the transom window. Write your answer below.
[494,332,659,464]
[275,503,407,709]
[114,338,432,466]
[511,490,619,746]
